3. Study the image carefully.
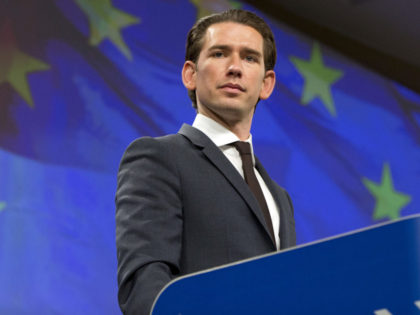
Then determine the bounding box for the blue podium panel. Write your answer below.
[152,215,420,315]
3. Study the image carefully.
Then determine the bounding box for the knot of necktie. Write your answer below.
[232,141,252,155]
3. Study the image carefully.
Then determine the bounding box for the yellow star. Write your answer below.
[362,163,411,221]
[290,42,343,116]
[190,0,242,20]
[0,21,50,108]
[75,0,140,60]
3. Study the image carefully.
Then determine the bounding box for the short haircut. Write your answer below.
[185,9,277,108]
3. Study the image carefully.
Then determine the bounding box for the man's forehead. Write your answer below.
[202,22,263,51]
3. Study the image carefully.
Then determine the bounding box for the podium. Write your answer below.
[152,215,420,315]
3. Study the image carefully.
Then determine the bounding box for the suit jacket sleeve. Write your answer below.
[115,137,183,315]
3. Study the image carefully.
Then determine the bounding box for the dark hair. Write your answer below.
[185,9,277,108]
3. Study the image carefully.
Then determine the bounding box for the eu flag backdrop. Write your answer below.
[0,0,418,313]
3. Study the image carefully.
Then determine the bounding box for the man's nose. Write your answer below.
[227,55,242,78]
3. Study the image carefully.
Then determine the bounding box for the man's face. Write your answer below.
[183,22,275,124]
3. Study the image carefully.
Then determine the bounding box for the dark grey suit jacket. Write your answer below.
[115,124,296,315]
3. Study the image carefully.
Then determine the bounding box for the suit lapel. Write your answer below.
[255,157,291,249]
[178,124,275,246]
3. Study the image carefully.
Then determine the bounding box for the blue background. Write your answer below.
[0,0,418,313]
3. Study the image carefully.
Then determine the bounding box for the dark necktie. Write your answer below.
[233,141,275,243]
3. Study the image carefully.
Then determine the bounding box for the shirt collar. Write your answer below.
[192,113,256,163]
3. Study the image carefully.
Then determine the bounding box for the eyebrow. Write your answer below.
[208,45,262,57]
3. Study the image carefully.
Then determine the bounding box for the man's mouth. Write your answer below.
[219,83,245,92]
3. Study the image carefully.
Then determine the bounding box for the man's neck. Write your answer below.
[197,108,252,141]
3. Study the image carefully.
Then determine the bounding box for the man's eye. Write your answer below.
[213,51,224,58]
[245,55,256,62]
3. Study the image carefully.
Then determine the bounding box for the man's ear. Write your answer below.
[259,70,276,100]
[182,61,197,90]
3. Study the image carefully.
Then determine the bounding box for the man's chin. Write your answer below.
[198,99,255,117]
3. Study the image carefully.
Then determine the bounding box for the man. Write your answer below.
[115,9,296,315]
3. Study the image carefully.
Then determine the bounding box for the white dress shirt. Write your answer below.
[192,113,280,250]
